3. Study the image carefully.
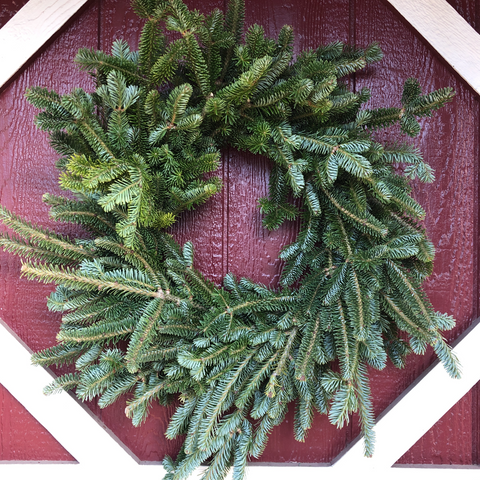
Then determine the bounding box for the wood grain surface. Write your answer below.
[0,0,100,462]
[0,0,478,465]
[386,0,480,95]
[0,0,90,89]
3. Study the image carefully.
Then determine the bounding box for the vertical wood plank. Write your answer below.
[0,0,99,359]
[434,0,480,465]
[397,391,475,464]
[355,0,479,464]
[0,0,100,461]
[445,0,480,466]
[97,0,229,461]
[228,0,352,463]
[170,0,230,285]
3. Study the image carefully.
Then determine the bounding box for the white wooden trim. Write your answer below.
[387,0,480,96]
[334,319,480,469]
[1,317,480,479]
[0,0,89,89]
[0,320,139,468]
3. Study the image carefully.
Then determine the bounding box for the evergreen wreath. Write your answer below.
[0,0,460,478]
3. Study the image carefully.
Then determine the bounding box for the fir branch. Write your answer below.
[0,205,94,262]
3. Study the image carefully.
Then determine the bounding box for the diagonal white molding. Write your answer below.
[0,0,88,89]
[0,320,139,468]
[387,0,480,96]
[334,319,480,469]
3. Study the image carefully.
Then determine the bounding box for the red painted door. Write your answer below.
[0,0,479,465]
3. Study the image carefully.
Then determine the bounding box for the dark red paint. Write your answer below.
[0,0,478,465]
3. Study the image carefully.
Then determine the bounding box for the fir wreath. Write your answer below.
[0,0,460,478]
